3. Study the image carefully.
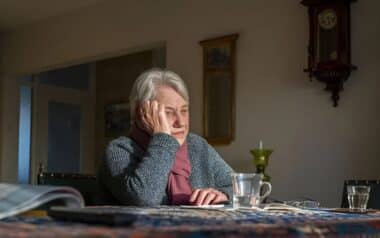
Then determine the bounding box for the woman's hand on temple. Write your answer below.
[189,188,228,205]
[138,100,171,135]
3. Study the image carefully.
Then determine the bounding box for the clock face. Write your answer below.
[318,9,337,30]
[316,8,339,63]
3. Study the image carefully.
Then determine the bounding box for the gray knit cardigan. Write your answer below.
[97,132,234,206]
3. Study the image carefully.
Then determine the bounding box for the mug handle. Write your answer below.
[259,182,272,203]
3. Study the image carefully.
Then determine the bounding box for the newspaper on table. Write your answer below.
[0,183,84,219]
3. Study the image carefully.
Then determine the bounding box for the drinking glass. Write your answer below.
[347,185,370,211]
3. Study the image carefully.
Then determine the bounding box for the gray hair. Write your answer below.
[129,68,189,123]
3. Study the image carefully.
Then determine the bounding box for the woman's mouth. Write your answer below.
[172,131,184,137]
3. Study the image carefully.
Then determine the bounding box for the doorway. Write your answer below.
[30,64,95,183]
[21,46,166,184]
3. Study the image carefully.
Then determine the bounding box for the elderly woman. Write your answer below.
[97,68,234,206]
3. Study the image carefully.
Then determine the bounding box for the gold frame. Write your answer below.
[199,34,238,145]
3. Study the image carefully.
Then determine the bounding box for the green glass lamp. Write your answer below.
[250,141,273,182]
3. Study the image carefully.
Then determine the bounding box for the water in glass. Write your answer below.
[348,193,369,210]
[233,195,253,208]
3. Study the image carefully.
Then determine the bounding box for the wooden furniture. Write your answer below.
[37,164,98,206]
[4,206,380,237]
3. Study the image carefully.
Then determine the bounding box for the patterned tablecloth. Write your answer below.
[2,206,380,237]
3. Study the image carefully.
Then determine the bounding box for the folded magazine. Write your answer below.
[0,183,84,219]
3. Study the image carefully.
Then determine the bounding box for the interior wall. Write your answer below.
[0,74,2,175]
[95,50,153,165]
[0,74,2,176]
[0,37,3,176]
[0,0,379,206]
[0,76,20,182]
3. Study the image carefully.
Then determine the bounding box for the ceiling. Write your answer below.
[0,0,105,33]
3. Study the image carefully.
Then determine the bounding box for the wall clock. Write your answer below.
[301,0,357,107]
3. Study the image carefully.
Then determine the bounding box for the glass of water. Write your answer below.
[231,173,271,209]
[347,185,370,211]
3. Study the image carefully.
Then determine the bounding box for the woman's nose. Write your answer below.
[174,111,185,127]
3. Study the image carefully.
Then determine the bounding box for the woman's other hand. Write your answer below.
[189,188,228,205]
[138,100,171,135]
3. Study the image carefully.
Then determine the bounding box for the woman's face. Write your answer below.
[155,86,189,145]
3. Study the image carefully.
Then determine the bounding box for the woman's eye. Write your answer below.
[165,111,175,116]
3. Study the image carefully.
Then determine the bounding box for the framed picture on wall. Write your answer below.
[105,102,130,138]
[205,43,232,69]
[200,33,238,145]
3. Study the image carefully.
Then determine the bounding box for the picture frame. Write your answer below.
[200,34,238,145]
[105,102,130,138]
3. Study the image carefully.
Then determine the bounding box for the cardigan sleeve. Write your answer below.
[207,145,235,200]
[101,133,179,205]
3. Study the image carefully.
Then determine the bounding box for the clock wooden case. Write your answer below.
[301,0,357,107]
